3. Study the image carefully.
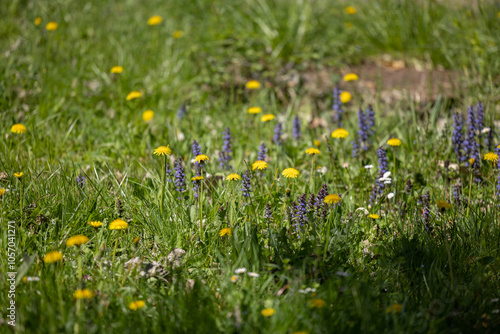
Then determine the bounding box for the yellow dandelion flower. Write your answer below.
[308,298,326,308]
[43,251,63,263]
[245,80,261,90]
[261,114,275,122]
[331,128,349,139]
[386,303,403,314]
[109,219,128,230]
[110,66,123,74]
[468,158,475,166]
[343,73,359,81]
[248,107,262,114]
[88,221,103,228]
[252,160,268,171]
[66,235,89,247]
[0,189,6,197]
[261,308,275,317]
[282,168,300,178]
[219,228,232,237]
[305,148,320,155]
[154,145,172,156]
[126,91,142,101]
[129,300,146,310]
[483,152,498,163]
[11,123,27,134]
[74,289,93,299]
[387,138,402,147]
[172,30,183,38]
[345,6,357,14]
[34,17,42,26]
[497,144,500,149]
[324,194,341,204]
[133,236,140,245]
[46,22,58,31]
[226,173,242,181]
[194,154,209,163]
[436,200,452,209]
[314,140,320,147]
[147,15,162,26]
[368,214,380,219]
[340,91,352,103]
[23,276,27,283]
[191,176,204,181]
[14,172,24,178]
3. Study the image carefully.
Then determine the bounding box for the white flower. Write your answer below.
[382,171,391,179]
[316,166,327,175]
[342,162,349,168]
[481,127,490,134]
[387,193,394,199]
[247,272,260,278]
[235,268,247,274]
[364,165,374,169]
[230,275,238,283]
[383,180,392,184]
[356,207,369,215]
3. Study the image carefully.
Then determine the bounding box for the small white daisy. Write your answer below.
[235,268,247,274]
[247,272,260,278]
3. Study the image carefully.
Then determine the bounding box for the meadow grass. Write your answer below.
[1,0,500,333]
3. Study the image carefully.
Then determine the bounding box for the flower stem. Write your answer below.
[160,156,166,215]
[466,169,473,217]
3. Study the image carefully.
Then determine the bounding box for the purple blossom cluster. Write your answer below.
[273,122,283,146]
[258,142,267,161]
[174,158,186,194]
[241,171,251,197]
[292,116,301,141]
[219,127,232,170]
[352,105,376,157]
[332,87,343,127]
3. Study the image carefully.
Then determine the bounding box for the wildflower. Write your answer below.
[194,154,209,163]
[74,289,93,299]
[241,171,252,197]
[43,251,63,263]
[76,174,85,188]
[219,228,232,237]
[305,148,320,156]
[142,110,154,122]
[258,143,267,161]
[126,91,142,101]
[368,214,380,219]
[345,6,356,14]
[261,308,275,317]
[331,128,349,139]
[66,235,89,247]
[364,165,374,169]
[387,138,402,147]
[110,66,123,74]
[172,30,183,38]
[23,276,40,283]
[230,275,238,282]
[343,162,349,168]
[174,159,186,193]
[235,268,246,274]
[324,194,341,204]
[273,122,283,145]
[314,140,320,147]
[308,299,326,308]
[147,15,162,25]
[191,176,204,181]
[245,80,261,89]
[387,193,395,199]
[261,114,275,122]
[0,189,5,197]
[109,219,128,230]
[469,158,475,166]
[177,104,187,119]
[264,203,273,224]
[282,168,300,178]
[248,272,260,278]
[129,300,146,310]
[332,87,343,126]
[34,17,42,26]
[248,107,262,114]
[343,73,359,81]
[484,152,498,164]
[11,123,27,134]
[292,115,301,140]
[340,91,352,103]
[14,172,24,178]
[436,200,452,209]
[252,160,268,171]
[226,173,241,181]
[219,127,232,169]
[133,236,140,245]
[46,22,58,31]
[192,140,203,165]
[293,194,308,235]
[464,105,479,167]
[154,145,172,156]
[386,303,403,314]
